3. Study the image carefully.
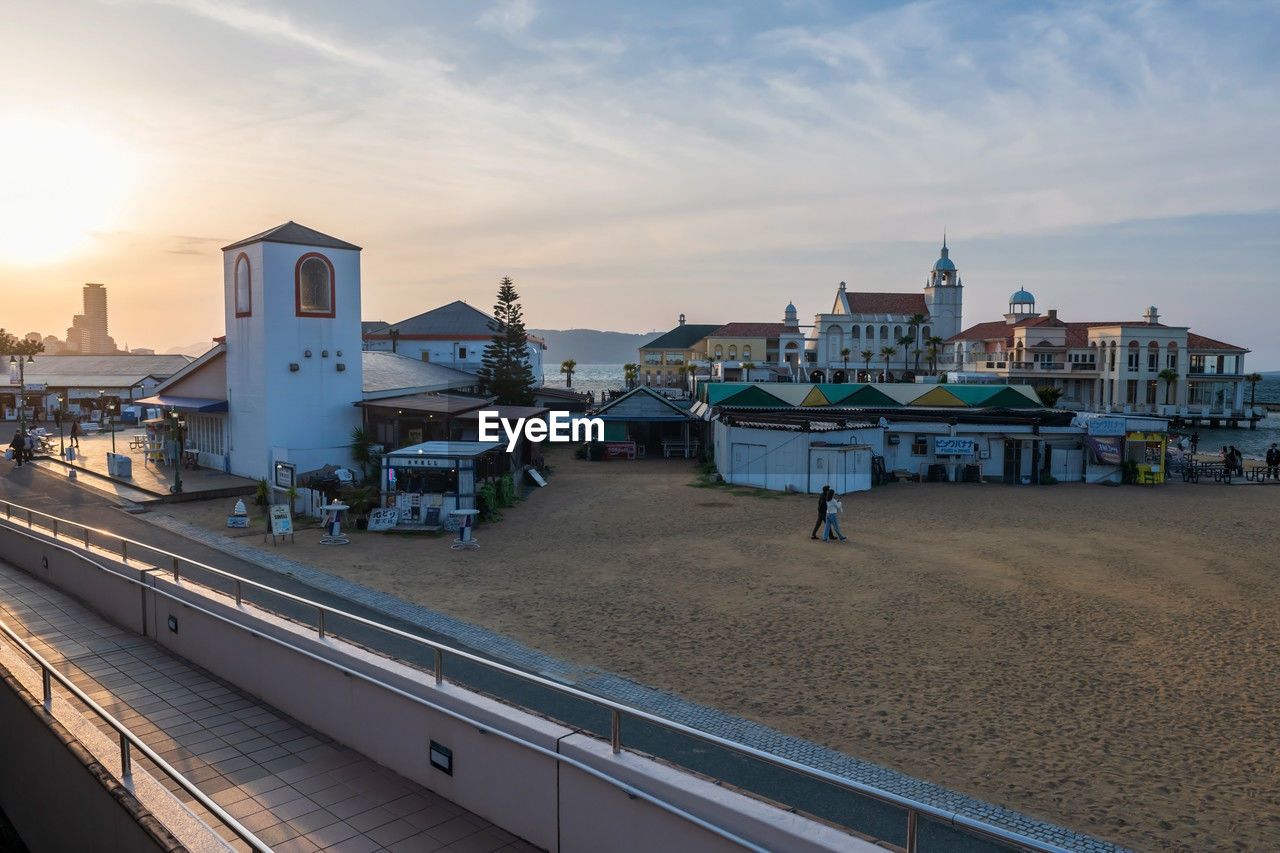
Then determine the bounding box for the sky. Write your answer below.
[1,0,1278,367]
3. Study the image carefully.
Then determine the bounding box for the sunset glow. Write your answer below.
[0,116,138,266]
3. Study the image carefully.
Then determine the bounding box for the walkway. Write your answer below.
[29,425,256,502]
[0,560,539,853]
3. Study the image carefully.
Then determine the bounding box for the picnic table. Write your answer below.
[662,439,701,458]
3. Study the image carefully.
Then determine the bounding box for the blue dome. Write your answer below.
[786,301,796,312]
[1009,289,1035,304]
[933,257,956,271]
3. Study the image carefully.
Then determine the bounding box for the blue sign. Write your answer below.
[934,436,975,455]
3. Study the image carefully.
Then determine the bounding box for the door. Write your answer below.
[732,443,767,487]
[1003,440,1019,484]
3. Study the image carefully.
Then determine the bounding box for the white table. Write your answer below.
[449,509,480,550]
[320,502,350,545]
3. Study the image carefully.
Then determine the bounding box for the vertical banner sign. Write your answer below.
[8,362,18,386]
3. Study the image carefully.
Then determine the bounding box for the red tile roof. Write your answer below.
[710,322,790,337]
[1187,332,1247,351]
[950,318,1246,352]
[843,292,928,315]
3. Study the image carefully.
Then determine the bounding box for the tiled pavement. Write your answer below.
[0,561,542,853]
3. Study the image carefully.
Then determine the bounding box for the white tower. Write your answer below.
[923,236,963,340]
[221,222,364,479]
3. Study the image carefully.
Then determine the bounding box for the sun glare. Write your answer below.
[0,116,140,266]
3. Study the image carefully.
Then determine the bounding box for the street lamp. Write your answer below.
[99,389,117,453]
[9,354,33,430]
[169,410,184,494]
[54,394,64,456]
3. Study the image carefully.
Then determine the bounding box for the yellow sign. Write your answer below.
[1126,432,1165,442]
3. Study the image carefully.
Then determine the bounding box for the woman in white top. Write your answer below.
[823,494,846,541]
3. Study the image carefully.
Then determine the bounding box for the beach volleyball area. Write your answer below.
[162,446,1280,851]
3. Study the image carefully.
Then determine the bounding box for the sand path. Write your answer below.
[160,448,1280,852]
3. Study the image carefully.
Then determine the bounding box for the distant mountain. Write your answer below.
[528,328,657,364]
[164,341,221,357]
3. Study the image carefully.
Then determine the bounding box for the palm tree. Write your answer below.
[908,313,926,370]
[860,349,873,381]
[1158,368,1179,406]
[897,334,914,376]
[926,335,944,372]
[623,363,639,390]
[741,361,756,381]
[559,358,577,389]
[1245,372,1263,412]
[879,346,896,382]
[840,348,851,381]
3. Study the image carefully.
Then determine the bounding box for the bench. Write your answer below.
[662,440,701,458]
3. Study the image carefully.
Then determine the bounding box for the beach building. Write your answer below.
[944,292,1252,421]
[363,300,546,380]
[696,382,1086,490]
[706,311,808,382]
[637,314,721,388]
[4,353,194,423]
[805,239,964,382]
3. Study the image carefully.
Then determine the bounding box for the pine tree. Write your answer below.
[476,277,536,406]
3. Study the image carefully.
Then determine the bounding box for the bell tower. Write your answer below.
[923,235,963,340]
[221,222,364,479]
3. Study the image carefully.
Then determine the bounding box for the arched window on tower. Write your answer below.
[295,253,335,317]
[234,253,251,317]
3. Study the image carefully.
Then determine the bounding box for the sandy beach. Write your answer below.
[157,447,1280,852]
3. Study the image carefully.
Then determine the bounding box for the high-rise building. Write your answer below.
[64,282,118,353]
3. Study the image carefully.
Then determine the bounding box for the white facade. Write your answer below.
[223,230,364,479]
[807,240,964,380]
[713,420,881,493]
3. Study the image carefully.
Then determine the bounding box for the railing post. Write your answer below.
[317,608,326,639]
[611,709,621,754]
[41,665,52,710]
[121,540,128,563]
[434,649,443,685]
[53,519,58,538]
[234,579,242,606]
[172,556,180,581]
[27,510,33,527]
[119,733,132,781]
[905,809,918,853]
[84,527,90,549]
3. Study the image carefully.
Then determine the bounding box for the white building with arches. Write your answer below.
[807,239,964,381]
[944,290,1251,417]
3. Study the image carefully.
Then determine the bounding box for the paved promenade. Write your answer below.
[0,559,539,853]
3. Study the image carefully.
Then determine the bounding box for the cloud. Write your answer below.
[477,0,537,35]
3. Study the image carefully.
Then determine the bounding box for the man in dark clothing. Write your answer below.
[1266,443,1279,479]
[9,431,26,467]
[811,486,831,539]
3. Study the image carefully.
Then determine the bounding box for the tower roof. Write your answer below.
[222,221,362,252]
[1009,289,1035,304]
[932,235,955,271]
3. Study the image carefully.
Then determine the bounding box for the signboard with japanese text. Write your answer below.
[933,437,975,455]
[1087,417,1127,436]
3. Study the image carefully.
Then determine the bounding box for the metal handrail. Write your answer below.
[0,499,1077,853]
[0,619,271,853]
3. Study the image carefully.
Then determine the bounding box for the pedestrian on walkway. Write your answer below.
[823,492,847,541]
[811,486,831,540]
[9,430,26,467]
[70,418,82,448]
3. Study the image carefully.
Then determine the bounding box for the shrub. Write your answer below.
[476,481,502,521]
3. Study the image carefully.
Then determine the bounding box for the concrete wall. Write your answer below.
[0,664,183,853]
[0,519,878,853]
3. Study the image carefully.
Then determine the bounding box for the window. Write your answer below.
[714,346,723,359]
[234,253,251,317]
[742,346,751,359]
[1127,351,1139,370]
[295,253,335,317]
[1148,352,1158,371]
[728,346,737,359]
[911,435,928,455]
[458,347,467,360]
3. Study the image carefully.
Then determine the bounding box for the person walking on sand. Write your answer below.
[1266,443,1280,480]
[1230,445,1243,476]
[70,418,82,449]
[9,430,25,468]
[823,492,847,541]
[811,486,831,540]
